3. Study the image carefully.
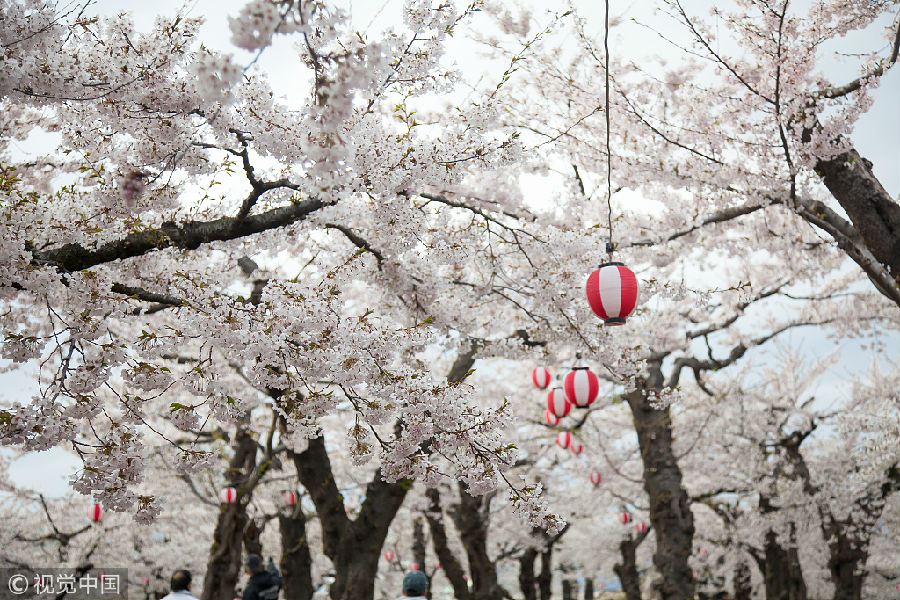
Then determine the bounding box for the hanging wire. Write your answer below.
[603,0,615,260]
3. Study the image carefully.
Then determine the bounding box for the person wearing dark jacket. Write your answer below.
[243,554,280,600]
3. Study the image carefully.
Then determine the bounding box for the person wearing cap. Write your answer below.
[398,570,428,600]
[160,570,197,600]
[242,554,280,600]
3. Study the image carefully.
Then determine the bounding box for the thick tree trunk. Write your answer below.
[202,425,258,600]
[538,550,552,600]
[292,435,408,600]
[425,487,471,600]
[450,484,507,600]
[733,558,752,600]
[613,535,642,600]
[816,148,900,284]
[763,531,807,600]
[625,379,694,600]
[518,548,538,600]
[583,577,594,600]
[562,579,574,600]
[827,531,867,600]
[279,506,314,600]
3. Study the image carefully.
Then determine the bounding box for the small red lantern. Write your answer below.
[570,440,584,455]
[88,503,102,522]
[282,490,297,506]
[383,551,395,561]
[409,562,419,571]
[532,367,551,389]
[589,471,602,486]
[556,431,571,449]
[586,263,638,325]
[636,521,648,534]
[619,511,631,524]
[544,409,560,426]
[219,487,237,504]
[547,388,571,418]
[564,367,600,408]
[433,561,441,569]
[142,578,150,586]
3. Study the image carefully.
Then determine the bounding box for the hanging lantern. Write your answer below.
[219,487,237,504]
[433,561,441,570]
[547,388,571,418]
[88,503,102,522]
[409,562,420,571]
[698,548,708,558]
[532,367,551,389]
[383,551,395,562]
[636,521,648,534]
[556,431,571,449]
[564,367,600,407]
[282,490,298,506]
[570,440,584,455]
[586,263,638,325]
[544,409,560,426]
[589,471,602,486]
[618,511,631,524]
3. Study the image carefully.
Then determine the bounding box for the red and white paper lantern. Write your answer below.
[564,367,600,407]
[88,503,102,522]
[618,511,631,524]
[544,410,560,426]
[219,487,237,504]
[589,471,602,486]
[635,521,648,534]
[433,561,442,570]
[531,367,551,389]
[556,431,571,449]
[383,551,395,562]
[547,388,571,418]
[569,440,584,455]
[586,263,638,325]
[409,562,419,571]
[282,490,298,506]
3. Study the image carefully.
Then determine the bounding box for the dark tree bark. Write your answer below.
[583,578,594,600]
[733,558,752,600]
[413,517,428,571]
[424,487,471,600]
[562,579,574,600]
[291,435,408,600]
[624,369,694,600]
[613,533,645,600]
[243,518,264,556]
[201,425,258,600]
[826,529,867,600]
[815,148,900,285]
[449,484,507,600]
[538,549,552,600]
[518,548,538,600]
[279,505,314,600]
[761,530,807,600]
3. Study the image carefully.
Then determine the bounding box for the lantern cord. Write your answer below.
[603,0,614,261]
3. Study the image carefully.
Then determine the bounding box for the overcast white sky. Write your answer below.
[4,0,898,496]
